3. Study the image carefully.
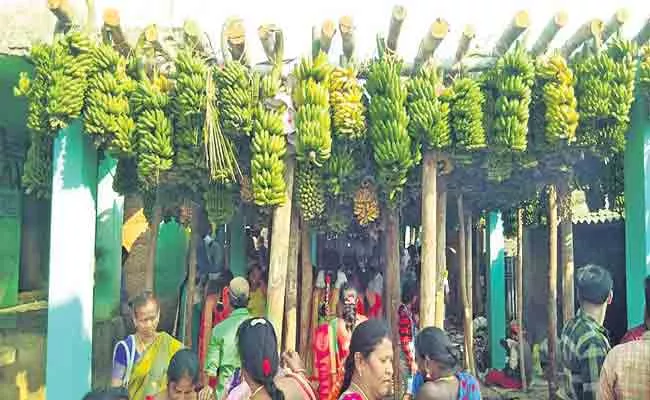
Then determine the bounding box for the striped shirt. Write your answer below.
[598,331,650,400]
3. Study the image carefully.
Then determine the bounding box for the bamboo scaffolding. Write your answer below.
[516,208,527,391]
[492,11,530,57]
[320,20,336,55]
[603,9,629,43]
[547,185,559,399]
[561,19,604,58]
[634,18,650,45]
[386,5,407,53]
[102,8,131,57]
[339,16,356,65]
[530,12,568,56]
[413,19,449,69]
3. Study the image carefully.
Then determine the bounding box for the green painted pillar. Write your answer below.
[45,120,97,399]
[0,188,21,308]
[624,94,650,328]
[310,232,318,266]
[155,221,189,295]
[229,211,246,277]
[94,155,124,321]
[487,211,506,369]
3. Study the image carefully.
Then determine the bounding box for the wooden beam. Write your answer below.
[413,18,449,70]
[84,0,95,34]
[492,10,530,57]
[339,16,355,64]
[320,20,336,55]
[634,17,650,45]
[184,204,200,347]
[561,19,604,58]
[603,9,629,43]
[48,0,76,35]
[102,8,131,57]
[434,180,447,327]
[386,5,407,53]
[530,11,568,57]
[455,25,475,64]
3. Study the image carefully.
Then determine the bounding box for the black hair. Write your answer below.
[167,349,200,385]
[401,279,418,304]
[237,318,285,400]
[414,327,459,373]
[82,387,128,400]
[576,264,613,305]
[340,319,391,397]
[340,282,359,332]
[128,290,159,316]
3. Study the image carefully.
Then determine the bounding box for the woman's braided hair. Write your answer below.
[414,327,459,375]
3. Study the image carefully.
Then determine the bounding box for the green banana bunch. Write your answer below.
[204,183,239,228]
[295,164,325,222]
[323,146,356,198]
[251,106,287,207]
[324,205,352,235]
[535,53,579,145]
[292,52,332,86]
[21,133,53,199]
[448,77,486,151]
[83,43,136,155]
[491,46,534,152]
[215,61,255,137]
[112,157,139,196]
[407,64,450,152]
[366,55,413,204]
[329,66,366,140]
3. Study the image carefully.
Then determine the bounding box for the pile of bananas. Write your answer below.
[574,37,637,154]
[83,44,136,154]
[536,54,579,145]
[251,104,287,207]
[491,47,535,152]
[204,183,239,228]
[353,181,380,226]
[131,75,174,190]
[329,66,366,140]
[296,164,325,222]
[323,146,356,198]
[448,77,486,151]
[215,61,255,137]
[366,55,413,204]
[407,64,450,152]
[293,52,333,167]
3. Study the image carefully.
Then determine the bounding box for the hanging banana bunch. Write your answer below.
[366,53,413,204]
[447,77,486,151]
[323,146,357,199]
[21,134,53,199]
[249,63,286,207]
[407,63,450,153]
[215,61,255,137]
[353,180,380,226]
[329,66,366,141]
[324,206,353,235]
[112,157,139,196]
[535,53,579,146]
[574,37,637,154]
[84,43,136,154]
[131,74,174,190]
[204,183,239,229]
[296,164,326,223]
[292,52,333,167]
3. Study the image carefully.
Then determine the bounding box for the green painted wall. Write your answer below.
[487,211,506,369]
[155,221,189,296]
[0,188,21,307]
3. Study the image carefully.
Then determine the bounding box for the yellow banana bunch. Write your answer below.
[215,61,255,137]
[407,64,450,152]
[251,105,287,207]
[353,181,380,226]
[366,54,413,204]
[448,77,486,151]
[295,164,325,222]
[329,66,366,140]
[204,183,239,229]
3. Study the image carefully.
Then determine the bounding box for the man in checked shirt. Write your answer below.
[558,264,613,400]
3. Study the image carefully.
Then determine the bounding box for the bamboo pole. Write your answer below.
[634,18,650,45]
[299,223,314,363]
[516,208,527,391]
[413,19,449,69]
[530,12,568,56]
[102,8,131,57]
[561,19,604,58]
[465,214,475,375]
[455,25,475,64]
[558,183,575,322]
[384,207,401,397]
[547,185,559,399]
[184,204,200,347]
[420,152,438,327]
[386,5,407,53]
[603,9,629,43]
[48,0,76,35]
[267,156,296,350]
[320,20,337,55]
[492,11,530,57]
[339,16,355,65]
[434,181,447,328]
[457,195,471,372]
[284,205,300,352]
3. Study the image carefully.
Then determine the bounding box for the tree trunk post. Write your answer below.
[547,185,559,399]
[558,182,575,323]
[284,205,300,352]
[420,151,438,327]
[144,197,162,291]
[516,208,527,391]
[184,204,200,348]
[465,213,475,375]
[474,223,483,315]
[457,195,471,372]
[299,222,313,364]
[434,181,447,328]
[384,207,401,397]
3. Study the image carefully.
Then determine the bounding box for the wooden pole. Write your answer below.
[386,5,407,53]
[492,11,530,57]
[102,8,131,57]
[184,204,200,347]
[266,157,295,349]
[339,16,356,65]
[413,19,449,69]
[284,204,300,351]
[516,208,527,391]
[558,183,575,322]
[603,9,629,43]
[299,222,313,362]
[547,185,559,399]
[320,20,336,55]
[144,197,162,291]
[454,25,475,64]
[465,213,475,375]
[530,12,568,56]
[634,18,650,45]
[419,152,438,327]
[434,181,447,328]
[384,207,401,397]
[457,195,471,372]
[474,223,483,315]
[560,19,604,58]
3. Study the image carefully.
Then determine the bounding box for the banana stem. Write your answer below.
[102,8,131,56]
[320,20,336,55]
[339,16,355,65]
[413,18,448,70]
[603,9,629,43]
[492,10,530,57]
[561,19,604,58]
[530,12,568,57]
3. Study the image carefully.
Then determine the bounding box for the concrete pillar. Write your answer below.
[487,211,506,369]
[624,94,650,328]
[93,155,124,321]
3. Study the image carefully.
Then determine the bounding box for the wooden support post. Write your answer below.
[384,207,401,397]
[298,224,313,360]
[284,206,300,351]
[603,9,629,43]
[547,186,559,399]
[419,152,437,327]
[516,208,527,391]
[634,18,650,45]
[320,20,336,55]
[386,5,407,53]
[184,205,200,348]
[558,183,575,322]
[45,120,97,399]
[487,211,506,369]
[102,8,131,57]
[259,24,281,65]
[530,12,568,56]
[457,195,471,372]
[465,214,475,375]
[434,180,447,328]
[229,211,246,277]
[93,155,124,321]
[492,11,530,57]
[455,25,475,64]
[267,157,295,349]
[144,197,162,291]
[339,16,355,65]
[414,19,449,69]
[474,224,483,315]
[561,19,604,58]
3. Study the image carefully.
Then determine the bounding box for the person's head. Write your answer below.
[167,349,200,400]
[340,283,359,329]
[401,279,418,306]
[229,277,250,309]
[82,388,128,400]
[509,321,521,339]
[237,317,284,400]
[415,327,460,381]
[340,319,393,400]
[129,291,160,339]
[576,265,613,308]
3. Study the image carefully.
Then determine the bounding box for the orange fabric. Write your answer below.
[313,322,337,400]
